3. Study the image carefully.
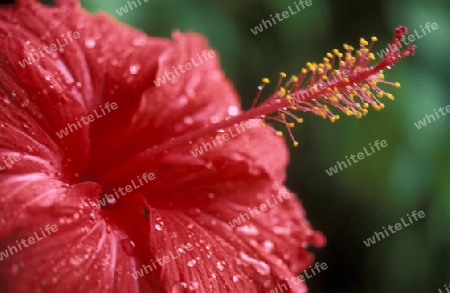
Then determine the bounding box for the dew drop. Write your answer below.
[188,281,199,290]
[171,282,188,293]
[121,239,137,256]
[216,261,225,271]
[183,116,193,125]
[228,105,239,116]
[85,39,96,49]
[186,259,197,267]
[129,64,141,75]
[263,240,274,252]
[236,225,259,236]
[154,223,164,231]
[69,256,83,266]
[239,252,271,276]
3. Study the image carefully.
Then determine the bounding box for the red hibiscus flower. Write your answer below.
[0,0,413,292]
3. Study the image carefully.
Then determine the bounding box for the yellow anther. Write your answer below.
[289,123,295,128]
[386,93,394,100]
[355,111,363,119]
[395,82,401,88]
[301,68,307,74]
[290,75,298,83]
[297,118,304,123]
[339,61,346,66]
[372,102,381,111]
[281,113,286,119]
[355,102,361,109]
[368,53,375,60]
[262,78,270,83]
[286,94,292,101]
[275,99,281,103]
[362,109,368,115]
[371,36,378,42]
[364,103,369,109]
[293,141,299,147]
[343,78,349,83]
[276,131,283,136]
[330,116,336,123]
[323,57,329,62]
[343,107,352,116]
[327,52,333,58]
[329,96,339,103]
[377,92,384,98]
[380,103,385,109]
[260,123,266,127]
[318,68,324,74]
[370,80,377,86]
[278,87,286,97]
[290,106,297,110]
[379,73,385,79]
[279,72,286,78]
[333,49,340,55]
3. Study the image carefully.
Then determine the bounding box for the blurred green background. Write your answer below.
[60,0,450,292]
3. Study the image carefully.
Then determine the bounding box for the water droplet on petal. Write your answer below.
[188,281,199,290]
[239,252,271,276]
[121,239,137,256]
[171,282,188,293]
[187,259,197,267]
[85,39,96,49]
[183,116,193,125]
[236,225,259,236]
[228,105,239,116]
[129,64,141,75]
[216,261,225,271]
